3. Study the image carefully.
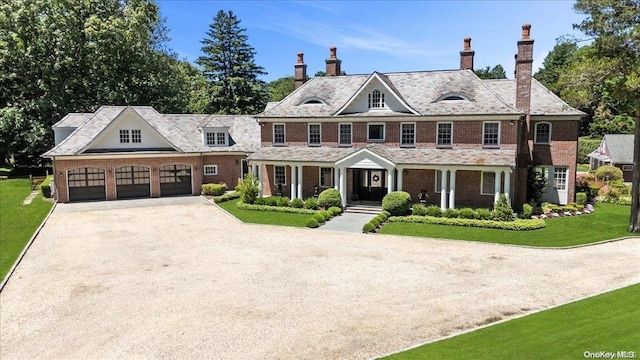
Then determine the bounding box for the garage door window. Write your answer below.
[116,166,150,185]
[69,168,105,187]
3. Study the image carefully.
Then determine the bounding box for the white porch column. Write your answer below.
[297,165,303,199]
[448,169,456,209]
[397,168,403,191]
[504,170,511,203]
[333,167,339,190]
[387,170,394,194]
[494,170,502,204]
[290,165,297,199]
[339,167,347,207]
[250,164,255,176]
[257,164,263,197]
[440,169,448,210]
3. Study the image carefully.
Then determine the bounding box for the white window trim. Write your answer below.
[204,165,218,176]
[534,122,552,144]
[480,171,496,195]
[319,167,333,187]
[273,123,286,144]
[482,121,501,148]
[367,122,386,142]
[436,122,453,148]
[205,131,228,147]
[400,122,416,147]
[338,123,352,146]
[274,165,286,186]
[308,123,321,146]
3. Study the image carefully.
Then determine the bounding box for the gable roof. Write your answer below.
[53,113,93,128]
[43,106,259,157]
[258,69,524,118]
[604,134,634,164]
[334,72,419,116]
[483,78,584,117]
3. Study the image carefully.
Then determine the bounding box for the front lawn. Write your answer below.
[216,198,313,227]
[0,178,53,281]
[379,202,631,247]
[382,283,640,360]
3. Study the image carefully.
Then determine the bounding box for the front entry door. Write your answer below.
[355,169,387,201]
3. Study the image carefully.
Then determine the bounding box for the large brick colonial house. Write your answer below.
[45,24,583,209]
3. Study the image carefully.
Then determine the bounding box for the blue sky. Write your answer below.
[157,1,587,82]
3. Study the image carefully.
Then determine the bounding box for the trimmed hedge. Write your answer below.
[306,218,320,228]
[236,201,318,214]
[318,188,342,208]
[362,222,376,233]
[320,210,332,221]
[382,191,412,216]
[388,215,546,231]
[312,213,326,224]
[201,183,227,196]
[576,192,587,206]
[291,198,304,208]
[213,191,240,203]
[40,175,52,198]
[304,197,319,210]
[328,206,342,215]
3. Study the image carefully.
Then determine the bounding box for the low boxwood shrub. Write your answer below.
[476,208,493,220]
[457,207,476,219]
[412,204,427,216]
[328,206,342,215]
[378,212,388,221]
[201,183,227,196]
[306,218,320,228]
[291,198,304,208]
[312,213,326,224]
[594,165,623,182]
[277,196,291,207]
[362,222,376,233]
[388,215,545,231]
[319,210,332,221]
[40,175,52,198]
[370,218,380,228]
[213,191,240,203]
[576,192,587,206]
[304,197,319,210]
[382,210,391,217]
[236,201,318,214]
[425,205,442,217]
[374,215,384,224]
[318,188,342,209]
[442,208,459,218]
[382,191,412,216]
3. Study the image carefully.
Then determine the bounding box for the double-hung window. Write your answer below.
[367,123,385,141]
[483,122,500,147]
[481,172,496,195]
[437,122,453,147]
[274,165,286,185]
[534,122,551,144]
[339,123,352,146]
[206,132,226,146]
[401,123,415,146]
[308,123,321,146]
[273,124,285,144]
[320,167,333,187]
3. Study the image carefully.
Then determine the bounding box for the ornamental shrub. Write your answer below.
[40,176,52,198]
[442,208,459,218]
[374,215,384,224]
[412,204,427,216]
[201,183,227,196]
[313,213,326,224]
[318,188,342,209]
[291,198,304,208]
[382,191,412,216]
[594,165,623,182]
[304,197,319,210]
[387,215,545,231]
[306,218,320,228]
[370,218,380,228]
[277,196,291,207]
[378,212,388,221]
[476,208,493,220]
[320,210,332,221]
[576,192,587,206]
[382,210,391,217]
[425,205,442,217]
[213,191,240,203]
[492,194,514,222]
[520,203,533,219]
[328,206,342,215]
[236,202,317,214]
[362,222,376,233]
[457,208,476,219]
[235,174,259,204]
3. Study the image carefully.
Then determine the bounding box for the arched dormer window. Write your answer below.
[368,89,385,109]
[297,97,327,106]
[434,92,471,102]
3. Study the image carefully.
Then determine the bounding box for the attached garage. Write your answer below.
[160,164,192,196]
[68,168,106,202]
[116,166,151,199]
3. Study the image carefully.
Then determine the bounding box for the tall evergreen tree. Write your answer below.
[197,10,268,115]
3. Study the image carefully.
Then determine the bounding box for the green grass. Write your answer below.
[577,163,590,172]
[383,283,640,360]
[379,203,631,247]
[217,198,313,227]
[0,178,53,280]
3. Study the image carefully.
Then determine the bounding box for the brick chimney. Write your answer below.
[515,24,533,113]
[459,37,474,70]
[294,52,307,89]
[325,46,342,76]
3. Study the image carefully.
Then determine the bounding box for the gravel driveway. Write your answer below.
[1,197,639,359]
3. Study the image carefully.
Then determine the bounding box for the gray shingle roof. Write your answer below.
[483,78,584,116]
[258,69,524,118]
[44,106,259,157]
[249,144,515,167]
[604,134,633,164]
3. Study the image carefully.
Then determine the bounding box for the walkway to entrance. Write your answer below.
[319,211,374,233]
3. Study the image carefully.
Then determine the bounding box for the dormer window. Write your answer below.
[435,93,471,102]
[297,97,327,106]
[205,131,227,146]
[368,89,385,109]
[442,95,465,101]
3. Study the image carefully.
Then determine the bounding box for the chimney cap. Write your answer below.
[297,52,304,64]
[521,24,532,39]
[463,37,472,51]
[329,46,337,59]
